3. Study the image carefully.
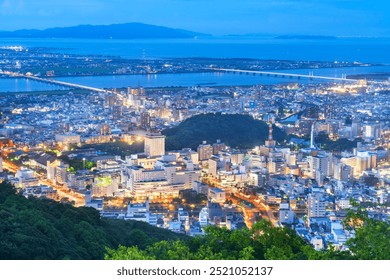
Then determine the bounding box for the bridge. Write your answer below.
[1,71,116,94]
[26,75,112,93]
[210,67,389,85]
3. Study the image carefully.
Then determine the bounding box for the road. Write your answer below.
[2,158,85,206]
[229,192,278,227]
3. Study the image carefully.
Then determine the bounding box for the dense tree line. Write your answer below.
[82,141,144,157]
[106,213,390,260]
[163,113,287,150]
[315,132,363,152]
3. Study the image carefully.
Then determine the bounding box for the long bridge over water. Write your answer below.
[2,68,389,91]
[210,68,389,85]
[2,71,115,93]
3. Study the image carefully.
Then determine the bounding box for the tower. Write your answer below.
[310,123,315,149]
[265,122,276,148]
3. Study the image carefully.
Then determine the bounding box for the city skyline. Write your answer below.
[0,0,389,265]
[1,0,390,36]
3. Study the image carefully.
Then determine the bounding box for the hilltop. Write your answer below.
[163,113,287,150]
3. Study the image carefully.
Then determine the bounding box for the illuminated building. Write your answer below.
[125,198,150,222]
[112,105,122,120]
[308,153,332,181]
[212,139,226,154]
[208,187,226,203]
[307,189,326,218]
[363,123,381,139]
[199,207,209,227]
[15,168,39,188]
[47,160,69,185]
[140,112,151,130]
[92,174,120,197]
[197,141,213,161]
[333,163,352,182]
[144,133,165,157]
[99,123,111,135]
[55,134,81,145]
[105,94,116,107]
[279,202,295,224]
[208,156,219,177]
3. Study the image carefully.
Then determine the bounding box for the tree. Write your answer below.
[105,245,154,260]
[344,208,390,260]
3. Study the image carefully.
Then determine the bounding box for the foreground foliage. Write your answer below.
[0,181,388,260]
[105,214,390,260]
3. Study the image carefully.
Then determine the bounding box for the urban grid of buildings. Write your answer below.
[1,67,389,252]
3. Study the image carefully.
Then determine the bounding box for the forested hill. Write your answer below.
[0,182,182,260]
[163,113,287,151]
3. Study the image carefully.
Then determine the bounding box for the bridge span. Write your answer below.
[24,75,113,93]
[210,68,389,85]
[1,71,115,94]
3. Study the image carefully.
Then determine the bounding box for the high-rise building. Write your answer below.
[308,153,332,179]
[127,87,137,96]
[0,157,3,172]
[212,139,225,154]
[208,156,219,177]
[304,105,320,119]
[55,162,68,185]
[99,123,111,135]
[105,94,116,107]
[140,112,151,130]
[351,120,362,138]
[355,151,377,176]
[268,157,286,175]
[112,105,122,120]
[197,141,213,161]
[144,133,165,157]
[363,123,381,139]
[139,87,146,95]
[308,190,326,218]
[334,163,352,182]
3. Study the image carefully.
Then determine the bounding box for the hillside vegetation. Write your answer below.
[1,180,388,260]
[163,113,286,150]
[0,181,182,260]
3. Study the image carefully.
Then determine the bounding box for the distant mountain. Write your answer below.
[0,22,208,39]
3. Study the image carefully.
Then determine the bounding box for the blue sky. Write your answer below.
[0,0,389,36]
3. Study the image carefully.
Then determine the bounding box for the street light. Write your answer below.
[82,158,86,170]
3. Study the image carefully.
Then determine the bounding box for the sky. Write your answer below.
[0,0,389,36]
